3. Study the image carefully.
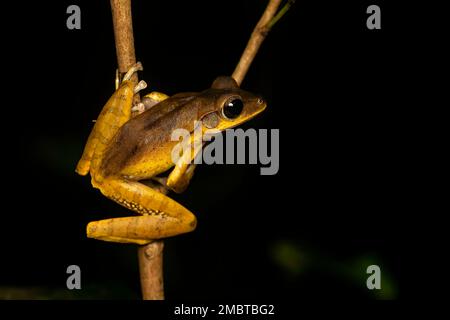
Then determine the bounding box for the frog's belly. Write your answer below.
[118,143,178,181]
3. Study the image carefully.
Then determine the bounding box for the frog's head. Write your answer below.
[198,76,267,131]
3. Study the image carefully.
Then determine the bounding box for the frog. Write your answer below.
[76,62,267,245]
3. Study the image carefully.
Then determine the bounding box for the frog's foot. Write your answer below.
[115,62,144,89]
[142,92,170,110]
[130,82,148,115]
[131,91,170,114]
[134,80,147,94]
[123,62,143,81]
[88,177,197,244]
[131,102,146,113]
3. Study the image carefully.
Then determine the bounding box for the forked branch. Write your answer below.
[232,0,294,85]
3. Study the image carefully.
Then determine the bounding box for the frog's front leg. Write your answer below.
[166,164,197,194]
[166,126,205,193]
[150,162,197,195]
[87,177,197,244]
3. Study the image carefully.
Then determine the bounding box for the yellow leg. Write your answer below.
[166,127,204,193]
[76,62,144,176]
[88,177,197,244]
[167,164,197,194]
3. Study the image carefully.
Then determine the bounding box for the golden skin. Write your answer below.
[76,63,267,245]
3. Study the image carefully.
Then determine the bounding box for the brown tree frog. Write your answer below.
[76,62,266,245]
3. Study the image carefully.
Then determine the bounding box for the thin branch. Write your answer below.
[137,240,165,300]
[110,0,165,300]
[232,0,293,86]
[267,0,295,29]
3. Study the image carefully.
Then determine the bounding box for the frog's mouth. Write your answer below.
[219,102,267,131]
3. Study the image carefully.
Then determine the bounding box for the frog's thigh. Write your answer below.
[91,177,197,243]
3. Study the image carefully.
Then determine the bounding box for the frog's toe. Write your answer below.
[134,80,147,94]
[131,102,146,113]
[142,92,170,111]
[122,61,143,81]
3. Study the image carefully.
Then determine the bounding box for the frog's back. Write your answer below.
[99,94,198,180]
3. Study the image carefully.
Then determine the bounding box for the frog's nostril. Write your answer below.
[257,98,264,105]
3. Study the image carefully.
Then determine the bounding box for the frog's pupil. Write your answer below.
[223,99,243,119]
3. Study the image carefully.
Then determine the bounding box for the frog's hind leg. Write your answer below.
[88,177,197,244]
[76,62,144,176]
[132,91,170,114]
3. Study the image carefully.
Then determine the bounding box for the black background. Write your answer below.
[0,0,403,301]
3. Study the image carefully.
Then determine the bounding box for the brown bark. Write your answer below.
[232,0,283,86]
[137,241,165,300]
[110,0,137,77]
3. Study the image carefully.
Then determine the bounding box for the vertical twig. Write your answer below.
[137,241,165,299]
[110,0,165,300]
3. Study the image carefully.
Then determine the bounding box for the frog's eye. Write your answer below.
[221,97,243,120]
